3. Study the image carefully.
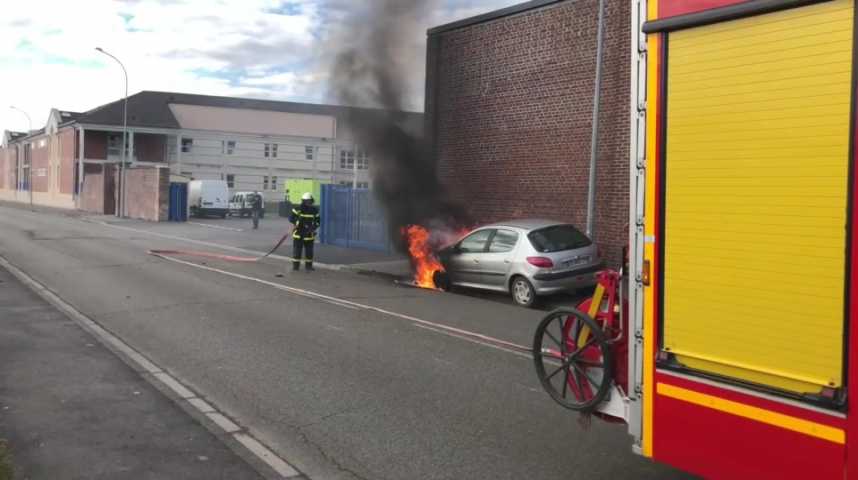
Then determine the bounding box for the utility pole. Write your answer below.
[586,0,606,238]
[10,106,33,209]
[96,47,129,218]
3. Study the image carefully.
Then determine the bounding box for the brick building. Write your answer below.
[426,0,630,265]
[0,92,422,220]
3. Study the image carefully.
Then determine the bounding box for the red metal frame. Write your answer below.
[659,0,748,19]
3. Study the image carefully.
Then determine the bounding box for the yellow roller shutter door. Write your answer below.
[663,0,854,394]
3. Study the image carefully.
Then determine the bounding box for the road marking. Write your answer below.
[150,252,533,358]
[0,254,304,480]
[189,222,246,232]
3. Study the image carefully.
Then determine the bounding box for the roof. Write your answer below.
[57,110,82,124]
[428,0,566,35]
[75,91,423,131]
[483,219,570,230]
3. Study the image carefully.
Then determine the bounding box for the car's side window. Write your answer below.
[488,229,518,253]
[459,230,493,253]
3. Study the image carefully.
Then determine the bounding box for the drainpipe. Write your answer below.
[586,0,606,239]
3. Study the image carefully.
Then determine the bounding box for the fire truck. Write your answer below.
[534,0,858,478]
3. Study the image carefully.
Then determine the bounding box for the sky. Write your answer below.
[0,0,522,134]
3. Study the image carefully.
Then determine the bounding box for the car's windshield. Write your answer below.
[527,225,591,253]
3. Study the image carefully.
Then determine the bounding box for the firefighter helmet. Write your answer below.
[301,192,314,201]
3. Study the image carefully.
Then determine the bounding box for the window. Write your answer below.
[340,149,355,169]
[357,182,369,189]
[181,138,193,153]
[108,134,127,157]
[264,143,278,158]
[305,146,314,160]
[271,176,278,191]
[489,230,519,253]
[459,230,492,253]
[528,225,591,253]
[226,174,235,188]
[263,176,269,190]
[357,150,369,170]
[222,140,236,155]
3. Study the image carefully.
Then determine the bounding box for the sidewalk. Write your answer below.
[0,266,263,480]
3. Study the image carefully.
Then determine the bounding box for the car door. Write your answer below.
[480,229,520,289]
[446,229,493,287]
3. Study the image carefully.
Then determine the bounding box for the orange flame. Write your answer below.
[403,225,444,289]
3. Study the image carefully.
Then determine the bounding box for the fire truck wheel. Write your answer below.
[532,308,615,412]
[511,276,538,308]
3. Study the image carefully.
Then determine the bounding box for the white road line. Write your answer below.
[91,220,347,271]
[0,254,303,480]
[189,222,246,232]
[151,252,533,357]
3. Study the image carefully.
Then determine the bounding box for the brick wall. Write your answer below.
[84,131,107,160]
[59,128,76,194]
[134,133,166,162]
[0,146,7,190]
[428,0,630,266]
[31,137,50,193]
[124,166,169,221]
[81,164,106,213]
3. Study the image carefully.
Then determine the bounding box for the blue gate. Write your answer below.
[168,182,188,222]
[320,185,391,252]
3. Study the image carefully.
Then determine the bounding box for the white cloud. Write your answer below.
[0,0,521,132]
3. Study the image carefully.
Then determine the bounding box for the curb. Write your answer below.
[0,255,306,480]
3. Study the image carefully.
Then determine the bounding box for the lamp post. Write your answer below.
[95,47,128,218]
[10,106,33,209]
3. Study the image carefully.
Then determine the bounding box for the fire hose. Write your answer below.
[148,227,295,262]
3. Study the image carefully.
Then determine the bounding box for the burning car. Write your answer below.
[432,220,603,307]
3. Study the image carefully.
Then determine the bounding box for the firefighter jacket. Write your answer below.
[289,204,321,241]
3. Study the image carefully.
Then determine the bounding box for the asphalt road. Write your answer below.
[0,204,690,480]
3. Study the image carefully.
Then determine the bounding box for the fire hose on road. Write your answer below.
[147,227,294,263]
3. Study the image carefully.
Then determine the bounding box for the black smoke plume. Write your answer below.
[327,0,470,250]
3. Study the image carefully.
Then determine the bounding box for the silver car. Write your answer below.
[436,219,603,307]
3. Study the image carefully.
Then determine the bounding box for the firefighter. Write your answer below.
[289,192,320,271]
[250,192,263,230]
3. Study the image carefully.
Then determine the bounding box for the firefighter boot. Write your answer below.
[292,261,300,271]
[306,262,315,272]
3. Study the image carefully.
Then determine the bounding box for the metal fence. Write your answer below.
[319,185,391,252]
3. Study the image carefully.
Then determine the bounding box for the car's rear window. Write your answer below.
[528,225,591,253]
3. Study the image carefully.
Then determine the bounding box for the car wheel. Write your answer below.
[511,276,538,308]
[433,271,452,291]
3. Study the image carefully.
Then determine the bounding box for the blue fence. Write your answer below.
[320,185,391,252]
[168,183,188,222]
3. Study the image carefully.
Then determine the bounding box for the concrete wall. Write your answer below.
[427,0,631,265]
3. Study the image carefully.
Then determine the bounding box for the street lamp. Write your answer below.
[95,47,129,218]
[9,106,34,209]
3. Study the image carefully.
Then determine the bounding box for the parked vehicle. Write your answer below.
[187,180,229,218]
[436,219,602,307]
[229,192,265,218]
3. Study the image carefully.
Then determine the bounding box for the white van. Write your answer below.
[229,192,265,218]
[188,180,229,218]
